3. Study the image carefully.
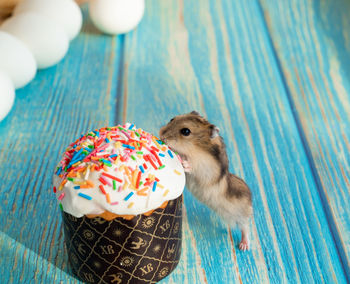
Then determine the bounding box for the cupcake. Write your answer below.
[53,123,185,283]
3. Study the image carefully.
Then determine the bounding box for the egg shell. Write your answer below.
[0,31,37,89]
[0,70,15,122]
[1,12,69,69]
[89,0,145,35]
[14,0,82,41]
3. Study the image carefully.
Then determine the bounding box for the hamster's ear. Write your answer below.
[190,111,200,116]
[210,125,220,138]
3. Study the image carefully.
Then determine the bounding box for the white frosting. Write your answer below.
[53,123,185,217]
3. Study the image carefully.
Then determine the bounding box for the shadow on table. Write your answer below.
[80,4,104,36]
[0,119,81,280]
[183,190,243,249]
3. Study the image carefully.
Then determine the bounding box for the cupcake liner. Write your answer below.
[62,196,183,283]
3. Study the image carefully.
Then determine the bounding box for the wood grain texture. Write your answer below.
[0,9,121,283]
[260,0,350,277]
[119,0,347,283]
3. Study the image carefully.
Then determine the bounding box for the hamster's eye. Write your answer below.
[180,128,191,136]
[170,118,174,122]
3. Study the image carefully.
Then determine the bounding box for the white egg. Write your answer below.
[14,0,82,41]
[0,71,15,122]
[0,31,37,89]
[89,0,145,35]
[1,12,69,69]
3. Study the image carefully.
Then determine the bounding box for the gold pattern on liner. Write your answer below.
[113,228,124,237]
[83,229,95,240]
[172,222,180,235]
[130,237,147,250]
[62,196,183,283]
[109,273,123,284]
[158,267,169,278]
[120,256,134,267]
[141,216,156,229]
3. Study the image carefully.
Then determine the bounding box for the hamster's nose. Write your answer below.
[160,134,167,143]
[159,127,166,140]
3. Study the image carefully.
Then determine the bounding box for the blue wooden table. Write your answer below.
[1,1,349,283]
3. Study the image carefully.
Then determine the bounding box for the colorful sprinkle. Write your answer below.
[99,177,107,185]
[58,192,65,200]
[80,183,90,189]
[137,187,148,196]
[122,144,135,150]
[136,171,142,189]
[131,169,138,186]
[54,123,185,214]
[167,150,174,158]
[99,185,106,195]
[100,159,112,167]
[59,203,63,211]
[122,181,128,191]
[86,180,95,187]
[124,192,134,201]
[145,155,158,170]
[56,167,62,175]
[53,186,57,193]
[84,167,90,179]
[151,150,162,166]
[176,155,182,165]
[78,192,92,200]
[102,172,123,183]
[152,181,157,192]
[102,175,112,187]
[151,146,159,152]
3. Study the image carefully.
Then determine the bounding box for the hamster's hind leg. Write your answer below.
[238,221,250,251]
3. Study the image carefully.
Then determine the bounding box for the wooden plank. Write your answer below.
[1,1,349,282]
[0,232,78,283]
[0,7,207,283]
[163,207,208,284]
[120,0,347,282]
[260,0,350,277]
[0,9,121,282]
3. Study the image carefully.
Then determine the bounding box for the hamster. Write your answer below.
[159,111,253,251]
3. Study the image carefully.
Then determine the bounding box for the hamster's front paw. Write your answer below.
[239,238,250,251]
[182,160,192,173]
